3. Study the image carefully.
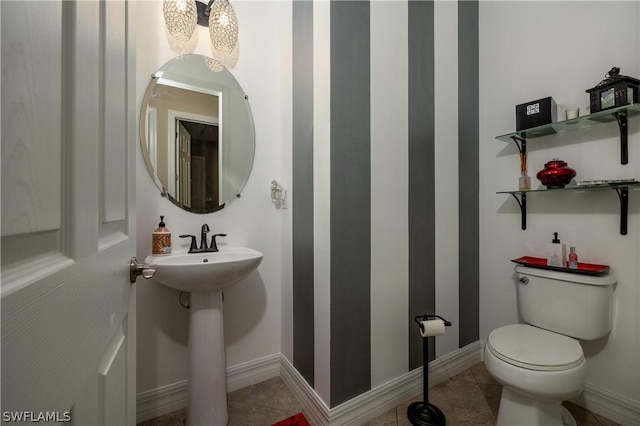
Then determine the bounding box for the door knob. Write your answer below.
[130,257,157,283]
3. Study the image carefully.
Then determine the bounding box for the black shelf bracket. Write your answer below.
[511,135,527,155]
[614,187,629,235]
[510,193,527,230]
[612,112,628,165]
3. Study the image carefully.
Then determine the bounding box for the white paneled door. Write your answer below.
[1,1,137,425]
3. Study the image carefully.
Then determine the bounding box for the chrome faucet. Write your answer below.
[200,224,210,250]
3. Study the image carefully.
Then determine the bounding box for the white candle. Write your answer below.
[565,107,580,120]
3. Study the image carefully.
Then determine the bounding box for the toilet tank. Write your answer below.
[515,265,616,340]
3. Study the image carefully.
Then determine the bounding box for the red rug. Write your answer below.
[271,412,311,426]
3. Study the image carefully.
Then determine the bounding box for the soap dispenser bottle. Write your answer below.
[152,216,172,256]
[546,232,567,267]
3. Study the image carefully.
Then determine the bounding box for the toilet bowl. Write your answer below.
[484,266,616,426]
[484,324,586,426]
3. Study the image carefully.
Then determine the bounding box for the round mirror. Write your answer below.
[140,54,255,213]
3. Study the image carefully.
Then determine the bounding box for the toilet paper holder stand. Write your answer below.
[414,314,451,332]
[408,314,452,426]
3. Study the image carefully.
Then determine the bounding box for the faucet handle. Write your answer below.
[209,233,227,252]
[179,234,198,253]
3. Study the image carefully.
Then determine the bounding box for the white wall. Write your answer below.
[479,0,640,404]
[135,1,291,394]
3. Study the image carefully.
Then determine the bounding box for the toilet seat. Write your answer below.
[487,324,584,371]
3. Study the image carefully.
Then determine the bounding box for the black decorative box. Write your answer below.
[516,97,557,131]
[586,67,640,113]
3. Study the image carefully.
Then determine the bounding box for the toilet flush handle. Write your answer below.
[517,275,529,284]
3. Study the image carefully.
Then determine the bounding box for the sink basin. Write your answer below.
[146,247,263,292]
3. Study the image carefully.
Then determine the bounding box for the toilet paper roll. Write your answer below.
[420,319,446,337]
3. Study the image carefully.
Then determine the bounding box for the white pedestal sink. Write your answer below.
[146,247,263,426]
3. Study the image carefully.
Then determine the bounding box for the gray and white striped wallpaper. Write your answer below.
[292,0,479,408]
[330,0,372,405]
[407,0,436,370]
[458,0,480,349]
[292,0,315,388]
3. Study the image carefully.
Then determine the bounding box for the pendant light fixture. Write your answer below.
[164,0,240,69]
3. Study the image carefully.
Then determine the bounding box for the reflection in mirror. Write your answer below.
[140,54,255,213]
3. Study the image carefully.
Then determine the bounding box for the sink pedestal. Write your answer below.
[145,248,264,426]
[188,290,227,426]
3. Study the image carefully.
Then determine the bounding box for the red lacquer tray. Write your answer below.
[511,256,610,276]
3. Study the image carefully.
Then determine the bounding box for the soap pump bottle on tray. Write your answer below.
[568,246,578,269]
[546,232,566,267]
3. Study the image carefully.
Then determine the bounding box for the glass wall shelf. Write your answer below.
[497,182,639,235]
[496,104,640,142]
[496,181,640,195]
[496,103,640,165]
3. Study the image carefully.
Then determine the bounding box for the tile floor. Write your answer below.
[138,362,619,426]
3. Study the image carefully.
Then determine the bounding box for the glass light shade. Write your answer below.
[208,0,239,55]
[165,24,198,55]
[211,37,239,69]
[163,0,198,43]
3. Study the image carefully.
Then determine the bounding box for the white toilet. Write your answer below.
[484,265,616,426]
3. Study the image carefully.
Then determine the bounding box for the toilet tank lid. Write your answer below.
[488,324,584,371]
[515,265,616,286]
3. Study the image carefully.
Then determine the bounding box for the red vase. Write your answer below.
[536,159,576,189]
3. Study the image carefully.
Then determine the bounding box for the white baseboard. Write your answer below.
[571,382,640,426]
[226,353,281,393]
[135,353,281,423]
[136,380,188,424]
[280,355,331,426]
[280,341,483,426]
